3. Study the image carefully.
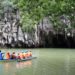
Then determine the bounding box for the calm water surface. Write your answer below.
[0,49,75,75]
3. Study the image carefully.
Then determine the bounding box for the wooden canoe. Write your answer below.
[0,57,37,62]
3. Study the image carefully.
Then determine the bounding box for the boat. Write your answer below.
[0,57,37,62]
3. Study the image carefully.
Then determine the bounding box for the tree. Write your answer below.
[12,0,75,32]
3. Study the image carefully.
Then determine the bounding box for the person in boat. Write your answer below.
[6,52,10,59]
[27,51,32,58]
[23,52,27,59]
[29,51,32,57]
[0,50,4,60]
[19,52,24,59]
[10,52,17,59]
[17,53,21,59]
[25,51,29,58]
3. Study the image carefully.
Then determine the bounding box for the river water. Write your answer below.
[0,49,75,75]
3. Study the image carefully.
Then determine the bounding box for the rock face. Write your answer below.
[35,17,54,47]
[0,5,35,48]
[1,1,75,48]
[35,16,75,48]
[0,5,25,48]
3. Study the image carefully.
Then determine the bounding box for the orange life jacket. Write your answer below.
[26,52,29,58]
[6,52,10,59]
[23,53,27,58]
[28,52,32,57]
[19,53,23,59]
[30,52,32,56]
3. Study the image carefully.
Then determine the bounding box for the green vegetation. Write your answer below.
[0,0,75,48]
[0,0,75,33]
[12,0,75,32]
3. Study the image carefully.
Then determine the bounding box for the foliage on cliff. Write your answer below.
[1,0,75,32]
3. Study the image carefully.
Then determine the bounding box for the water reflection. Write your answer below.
[1,50,75,75]
[3,60,32,70]
[4,63,11,71]
[16,60,32,69]
[0,60,32,75]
